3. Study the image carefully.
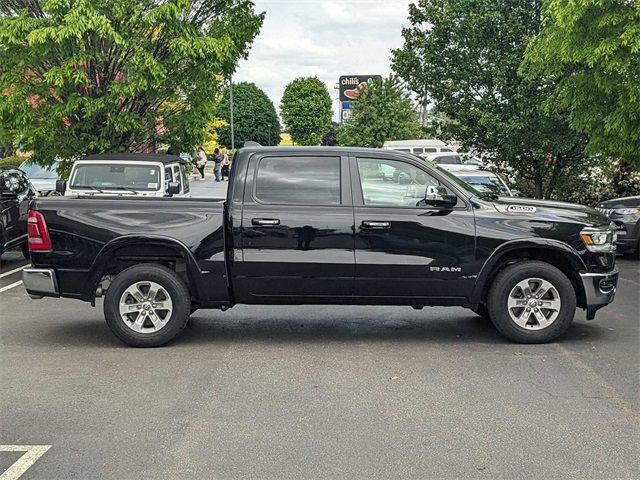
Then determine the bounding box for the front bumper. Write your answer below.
[22,268,59,299]
[579,268,618,320]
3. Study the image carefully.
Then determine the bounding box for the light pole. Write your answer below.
[229,78,235,150]
[268,124,271,145]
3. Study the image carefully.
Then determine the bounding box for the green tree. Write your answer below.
[338,76,423,148]
[0,0,264,167]
[280,77,332,145]
[392,0,586,199]
[522,0,640,166]
[215,82,280,147]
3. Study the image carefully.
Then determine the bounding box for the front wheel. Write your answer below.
[487,261,576,344]
[104,264,190,347]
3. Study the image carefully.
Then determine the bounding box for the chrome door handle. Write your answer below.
[252,218,280,226]
[361,220,390,229]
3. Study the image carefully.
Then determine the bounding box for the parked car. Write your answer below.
[24,146,618,347]
[596,196,640,255]
[383,139,455,156]
[19,160,61,196]
[450,167,513,197]
[58,153,190,197]
[1,166,36,258]
[422,152,464,167]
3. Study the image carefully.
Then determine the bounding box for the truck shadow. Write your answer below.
[173,308,609,347]
[33,308,610,348]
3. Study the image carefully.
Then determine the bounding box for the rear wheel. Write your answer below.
[104,264,190,347]
[21,243,30,259]
[487,261,576,343]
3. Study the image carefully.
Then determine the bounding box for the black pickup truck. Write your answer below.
[23,148,619,346]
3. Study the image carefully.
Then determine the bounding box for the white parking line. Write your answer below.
[0,265,29,279]
[0,445,51,480]
[0,281,23,293]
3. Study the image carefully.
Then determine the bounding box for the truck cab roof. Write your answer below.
[81,153,185,165]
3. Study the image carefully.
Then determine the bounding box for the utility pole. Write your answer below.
[229,78,235,150]
[268,124,271,145]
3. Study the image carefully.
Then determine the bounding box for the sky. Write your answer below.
[234,0,414,120]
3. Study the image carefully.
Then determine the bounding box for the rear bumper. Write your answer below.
[22,268,59,299]
[579,268,618,320]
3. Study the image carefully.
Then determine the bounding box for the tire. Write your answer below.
[104,264,190,347]
[21,243,30,260]
[487,261,576,344]
[190,307,198,315]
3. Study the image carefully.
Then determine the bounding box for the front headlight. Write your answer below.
[581,225,617,253]
[613,207,640,215]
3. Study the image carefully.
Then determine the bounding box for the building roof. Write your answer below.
[81,153,185,165]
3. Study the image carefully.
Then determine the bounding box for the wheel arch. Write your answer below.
[469,239,587,309]
[84,235,207,303]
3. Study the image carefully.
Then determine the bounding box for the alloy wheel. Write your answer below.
[118,281,173,334]
[507,277,561,330]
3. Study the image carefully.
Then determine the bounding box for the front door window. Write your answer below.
[357,157,446,207]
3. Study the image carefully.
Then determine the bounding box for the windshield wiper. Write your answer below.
[107,186,139,195]
[478,192,500,201]
[75,185,105,193]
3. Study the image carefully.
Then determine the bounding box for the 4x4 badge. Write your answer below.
[507,205,536,213]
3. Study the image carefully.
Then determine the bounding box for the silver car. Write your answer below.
[19,160,61,196]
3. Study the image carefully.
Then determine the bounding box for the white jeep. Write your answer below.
[59,153,190,197]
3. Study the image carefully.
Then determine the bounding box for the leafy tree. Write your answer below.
[280,77,332,145]
[522,0,640,167]
[338,76,423,148]
[0,0,264,167]
[215,82,280,147]
[392,0,587,199]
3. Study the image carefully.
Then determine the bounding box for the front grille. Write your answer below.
[596,207,613,216]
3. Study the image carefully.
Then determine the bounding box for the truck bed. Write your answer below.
[30,195,228,303]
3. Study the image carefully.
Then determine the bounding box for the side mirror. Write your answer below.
[425,185,457,208]
[55,179,66,194]
[166,181,180,196]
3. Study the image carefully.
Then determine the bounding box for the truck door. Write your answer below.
[237,153,354,298]
[351,154,476,301]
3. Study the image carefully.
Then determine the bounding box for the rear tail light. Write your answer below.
[27,210,52,251]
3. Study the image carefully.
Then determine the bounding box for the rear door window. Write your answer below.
[255,156,341,205]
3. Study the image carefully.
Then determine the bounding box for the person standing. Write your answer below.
[213,147,223,182]
[221,148,230,181]
[195,147,207,179]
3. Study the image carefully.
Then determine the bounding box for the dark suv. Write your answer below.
[596,196,640,255]
[1,166,36,258]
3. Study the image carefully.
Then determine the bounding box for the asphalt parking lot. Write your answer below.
[1,180,638,479]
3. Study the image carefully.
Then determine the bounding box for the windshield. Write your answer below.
[20,162,59,179]
[431,164,484,197]
[458,174,510,196]
[70,163,161,191]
